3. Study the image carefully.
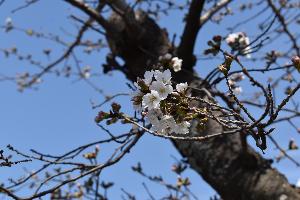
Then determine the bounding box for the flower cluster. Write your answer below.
[132,69,191,135]
[132,66,207,135]
[15,73,41,92]
[226,32,251,58]
[159,53,183,72]
[204,35,222,56]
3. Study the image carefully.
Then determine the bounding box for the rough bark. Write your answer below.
[105,9,300,200]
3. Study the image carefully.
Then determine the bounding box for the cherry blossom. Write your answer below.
[154,69,172,84]
[142,90,161,109]
[159,115,177,134]
[226,32,251,58]
[175,121,191,134]
[233,86,242,95]
[132,68,195,136]
[149,81,173,100]
[171,57,183,72]
[146,109,163,125]
[143,70,154,85]
[176,82,188,93]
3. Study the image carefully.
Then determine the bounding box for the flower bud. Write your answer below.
[83,152,96,159]
[218,55,234,75]
[111,102,121,113]
[218,64,228,75]
[213,35,222,42]
[136,78,149,92]
[95,111,110,123]
[291,56,300,72]
[106,117,118,125]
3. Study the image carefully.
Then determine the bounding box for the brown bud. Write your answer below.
[136,78,149,92]
[213,35,222,42]
[95,111,110,123]
[111,102,121,113]
[218,55,234,75]
[289,139,298,150]
[292,56,300,72]
[106,117,118,125]
[83,152,96,159]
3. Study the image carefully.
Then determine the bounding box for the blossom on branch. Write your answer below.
[149,81,173,100]
[171,57,183,72]
[158,54,183,72]
[226,32,251,58]
[130,66,207,136]
[176,82,188,93]
[154,69,172,84]
[142,90,161,110]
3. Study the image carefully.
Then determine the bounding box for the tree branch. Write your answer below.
[199,0,232,26]
[267,0,300,56]
[177,0,206,71]
[64,0,114,32]
[25,18,92,87]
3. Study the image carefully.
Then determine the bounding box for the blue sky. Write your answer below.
[0,0,299,199]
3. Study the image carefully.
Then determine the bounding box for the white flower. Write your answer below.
[171,57,182,72]
[150,124,161,132]
[174,121,190,134]
[143,70,154,85]
[226,32,248,47]
[142,90,161,109]
[4,17,13,32]
[154,69,172,84]
[149,81,173,100]
[176,82,188,93]
[228,73,244,94]
[228,79,235,87]
[5,17,12,26]
[225,32,239,45]
[34,78,42,84]
[233,86,242,95]
[82,66,91,79]
[226,32,251,58]
[243,36,250,47]
[160,115,176,127]
[241,36,251,58]
[159,115,177,134]
[230,72,245,82]
[146,109,163,126]
[150,115,177,135]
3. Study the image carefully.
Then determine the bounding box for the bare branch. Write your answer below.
[199,0,232,26]
[25,18,93,88]
[177,0,205,71]
[267,0,300,55]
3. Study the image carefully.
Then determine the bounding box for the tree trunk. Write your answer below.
[105,10,300,200]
